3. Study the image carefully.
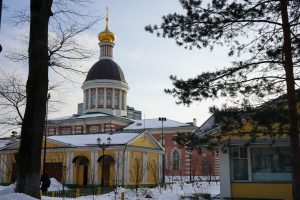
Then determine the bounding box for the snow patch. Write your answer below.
[0,183,16,196]
[48,178,68,191]
[41,181,220,200]
[0,193,38,200]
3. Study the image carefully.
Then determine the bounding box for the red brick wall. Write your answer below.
[153,132,218,177]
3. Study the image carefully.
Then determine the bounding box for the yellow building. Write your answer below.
[0,130,164,187]
[195,98,294,200]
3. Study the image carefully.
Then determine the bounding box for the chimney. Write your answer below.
[193,118,197,126]
[77,103,83,115]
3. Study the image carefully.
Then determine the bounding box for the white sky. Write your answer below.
[0,0,233,129]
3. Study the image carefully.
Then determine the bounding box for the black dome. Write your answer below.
[85,59,126,82]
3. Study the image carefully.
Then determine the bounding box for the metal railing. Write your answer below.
[41,185,113,198]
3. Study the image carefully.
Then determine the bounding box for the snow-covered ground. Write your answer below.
[48,178,69,191]
[0,179,220,200]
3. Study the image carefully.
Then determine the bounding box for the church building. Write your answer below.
[0,9,217,186]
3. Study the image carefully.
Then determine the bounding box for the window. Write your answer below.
[106,89,112,108]
[85,90,89,109]
[90,89,96,108]
[88,125,99,133]
[75,126,83,134]
[172,135,179,145]
[115,89,120,109]
[47,127,56,136]
[97,88,104,108]
[62,128,71,134]
[251,147,292,181]
[173,150,180,170]
[231,147,248,180]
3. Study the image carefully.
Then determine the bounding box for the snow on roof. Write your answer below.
[124,118,191,130]
[49,115,74,121]
[0,139,12,148]
[48,132,140,146]
[49,113,109,121]
[76,113,108,119]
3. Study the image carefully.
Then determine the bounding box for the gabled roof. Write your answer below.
[124,118,192,130]
[128,130,164,150]
[194,114,217,137]
[0,137,74,151]
[195,90,300,139]
[0,130,164,151]
[48,129,164,150]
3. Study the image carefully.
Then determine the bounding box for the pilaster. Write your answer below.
[142,152,147,183]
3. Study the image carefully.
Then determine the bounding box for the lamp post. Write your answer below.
[97,136,112,194]
[158,117,166,186]
[43,93,50,175]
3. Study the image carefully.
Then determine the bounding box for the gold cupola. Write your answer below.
[98,6,116,43]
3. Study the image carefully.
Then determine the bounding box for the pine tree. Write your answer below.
[146,0,300,199]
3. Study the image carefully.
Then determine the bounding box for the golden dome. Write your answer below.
[98,25,116,43]
[98,6,116,43]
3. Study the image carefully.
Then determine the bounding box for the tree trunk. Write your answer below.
[280,1,300,200]
[15,0,52,198]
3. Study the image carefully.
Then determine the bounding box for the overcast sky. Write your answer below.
[0,0,233,130]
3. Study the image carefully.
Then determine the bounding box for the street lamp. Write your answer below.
[43,93,50,175]
[158,117,166,186]
[97,136,112,193]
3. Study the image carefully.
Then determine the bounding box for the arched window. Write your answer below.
[173,150,180,170]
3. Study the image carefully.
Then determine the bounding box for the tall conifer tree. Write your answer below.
[146,0,300,199]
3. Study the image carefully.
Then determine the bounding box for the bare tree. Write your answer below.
[111,153,123,200]
[201,154,215,185]
[41,148,74,199]
[88,167,97,200]
[148,159,163,193]
[2,2,98,197]
[176,169,186,190]
[0,73,26,134]
[2,0,98,197]
[0,151,16,184]
[129,157,148,194]
[6,0,99,81]
[0,71,64,137]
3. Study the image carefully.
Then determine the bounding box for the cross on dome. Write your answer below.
[98,6,116,43]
